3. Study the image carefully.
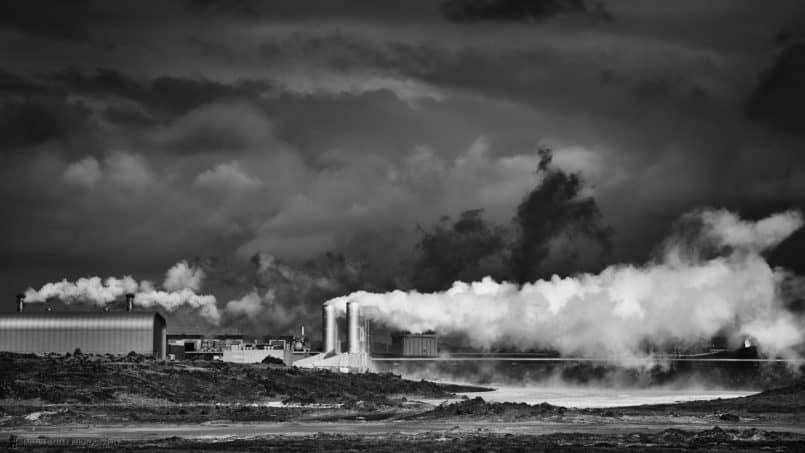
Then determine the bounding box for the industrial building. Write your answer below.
[294,300,370,372]
[295,301,441,371]
[166,330,311,364]
[0,294,167,359]
[390,332,439,357]
[2,290,439,368]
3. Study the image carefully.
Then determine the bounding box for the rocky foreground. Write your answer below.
[0,352,491,425]
[106,428,805,452]
[2,353,805,451]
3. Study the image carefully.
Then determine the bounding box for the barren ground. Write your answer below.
[2,353,805,451]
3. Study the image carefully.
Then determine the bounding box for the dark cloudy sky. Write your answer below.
[2,0,805,314]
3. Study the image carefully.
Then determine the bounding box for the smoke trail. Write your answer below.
[326,209,805,366]
[23,261,221,324]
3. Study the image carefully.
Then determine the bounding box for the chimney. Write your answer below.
[16,294,24,313]
[125,293,135,312]
[347,301,361,354]
[322,303,338,354]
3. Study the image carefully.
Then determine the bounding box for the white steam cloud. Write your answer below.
[225,290,265,317]
[134,289,219,324]
[326,209,805,365]
[163,260,206,292]
[694,209,801,252]
[23,261,221,324]
[224,289,295,326]
[23,276,140,306]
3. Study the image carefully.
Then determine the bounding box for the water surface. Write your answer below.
[453,385,757,408]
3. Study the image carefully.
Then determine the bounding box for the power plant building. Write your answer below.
[296,300,369,372]
[391,332,438,357]
[0,311,167,359]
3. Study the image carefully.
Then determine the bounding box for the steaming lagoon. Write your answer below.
[451,385,758,408]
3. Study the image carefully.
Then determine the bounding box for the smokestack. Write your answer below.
[347,301,361,354]
[16,294,24,313]
[125,293,135,312]
[322,303,338,354]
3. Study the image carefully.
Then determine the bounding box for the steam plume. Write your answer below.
[23,261,220,324]
[134,288,219,323]
[326,209,805,365]
[224,288,294,326]
[24,276,140,306]
[163,260,205,292]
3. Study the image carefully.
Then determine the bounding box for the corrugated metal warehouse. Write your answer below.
[391,333,438,357]
[0,312,167,359]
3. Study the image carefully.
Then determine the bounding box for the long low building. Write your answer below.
[0,312,167,359]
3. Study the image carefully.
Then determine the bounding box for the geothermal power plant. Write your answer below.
[0,295,429,373]
[0,293,769,374]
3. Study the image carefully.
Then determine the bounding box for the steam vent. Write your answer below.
[0,294,167,359]
[296,300,369,372]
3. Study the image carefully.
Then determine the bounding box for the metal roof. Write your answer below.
[0,311,165,330]
[391,332,438,338]
[167,334,205,339]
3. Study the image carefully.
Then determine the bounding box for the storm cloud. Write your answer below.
[2,1,804,334]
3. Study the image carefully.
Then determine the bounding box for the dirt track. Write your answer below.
[4,415,805,440]
[4,420,805,452]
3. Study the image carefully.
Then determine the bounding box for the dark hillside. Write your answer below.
[0,352,488,406]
